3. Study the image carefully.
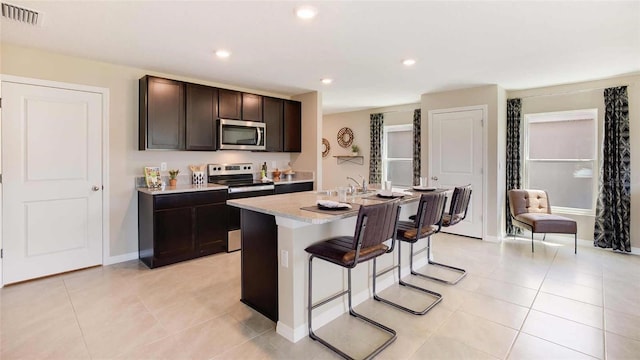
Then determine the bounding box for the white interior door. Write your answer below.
[2,80,103,284]
[429,107,484,238]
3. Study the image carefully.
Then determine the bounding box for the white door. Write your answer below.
[429,107,484,238]
[2,80,103,284]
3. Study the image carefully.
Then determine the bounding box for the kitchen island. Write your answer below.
[228,190,422,342]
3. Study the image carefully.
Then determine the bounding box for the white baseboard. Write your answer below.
[483,235,501,243]
[103,251,138,266]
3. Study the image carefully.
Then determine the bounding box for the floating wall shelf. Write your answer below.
[333,155,364,165]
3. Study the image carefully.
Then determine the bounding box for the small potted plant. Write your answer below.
[168,169,180,187]
[351,144,360,156]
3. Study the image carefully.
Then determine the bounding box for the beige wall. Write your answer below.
[0,43,320,259]
[322,103,419,191]
[421,85,505,241]
[509,74,640,249]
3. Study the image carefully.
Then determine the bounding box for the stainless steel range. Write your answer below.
[208,163,275,252]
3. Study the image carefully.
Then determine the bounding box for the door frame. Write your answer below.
[427,104,488,240]
[0,74,110,287]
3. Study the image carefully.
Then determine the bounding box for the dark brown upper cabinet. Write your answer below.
[218,89,242,120]
[139,76,185,150]
[242,93,263,122]
[263,97,284,152]
[186,83,218,151]
[284,100,302,152]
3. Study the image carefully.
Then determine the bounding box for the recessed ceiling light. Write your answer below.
[215,50,231,58]
[321,78,333,84]
[295,5,317,19]
[402,59,416,66]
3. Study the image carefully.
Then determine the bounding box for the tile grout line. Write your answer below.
[503,246,558,360]
[62,277,94,360]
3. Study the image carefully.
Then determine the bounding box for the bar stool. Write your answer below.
[422,185,471,285]
[306,201,400,360]
[373,192,447,315]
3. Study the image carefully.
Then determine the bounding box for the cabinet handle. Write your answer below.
[431,176,438,181]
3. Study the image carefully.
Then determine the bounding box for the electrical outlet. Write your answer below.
[281,250,288,268]
[160,162,167,171]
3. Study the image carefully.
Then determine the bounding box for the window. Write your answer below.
[383,124,413,188]
[524,109,598,214]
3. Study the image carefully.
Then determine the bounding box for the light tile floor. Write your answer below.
[2,234,640,359]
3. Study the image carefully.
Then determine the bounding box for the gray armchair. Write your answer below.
[508,189,577,253]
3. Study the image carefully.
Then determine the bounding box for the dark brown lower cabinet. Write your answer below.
[138,190,228,268]
[240,209,278,322]
[274,181,313,194]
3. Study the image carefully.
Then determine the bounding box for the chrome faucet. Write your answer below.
[346,176,368,193]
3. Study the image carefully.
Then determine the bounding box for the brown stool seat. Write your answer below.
[396,220,438,242]
[305,237,388,267]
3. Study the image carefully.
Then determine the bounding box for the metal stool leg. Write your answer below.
[409,236,467,285]
[308,255,396,360]
[373,241,442,315]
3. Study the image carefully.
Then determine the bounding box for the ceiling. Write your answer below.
[1,1,639,114]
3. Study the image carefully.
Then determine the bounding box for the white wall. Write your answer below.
[322,103,419,190]
[0,43,320,259]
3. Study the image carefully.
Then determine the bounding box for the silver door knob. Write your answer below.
[431,176,438,181]
[92,186,100,191]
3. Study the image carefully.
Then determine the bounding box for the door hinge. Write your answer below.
[480,119,483,126]
[0,173,2,184]
[1,249,3,259]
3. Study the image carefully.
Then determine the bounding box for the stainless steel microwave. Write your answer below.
[218,119,266,151]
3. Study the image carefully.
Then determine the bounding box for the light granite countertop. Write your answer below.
[137,183,228,195]
[227,190,421,225]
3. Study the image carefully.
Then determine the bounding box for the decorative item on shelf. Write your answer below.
[322,138,330,158]
[168,169,179,187]
[144,166,162,189]
[337,127,354,148]
[189,164,206,185]
[351,144,360,156]
[272,168,281,181]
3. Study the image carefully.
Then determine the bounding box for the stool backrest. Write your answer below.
[448,185,472,222]
[414,192,447,232]
[353,200,400,254]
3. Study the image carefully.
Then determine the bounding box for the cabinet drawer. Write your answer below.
[154,190,227,210]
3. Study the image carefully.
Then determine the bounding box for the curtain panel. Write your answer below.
[506,98,522,235]
[413,109,421,186]
[369,113,384,184]
[594,86,631,252]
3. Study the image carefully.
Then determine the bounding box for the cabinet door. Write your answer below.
[275,182,313,194]
[154,207,196,266]
[186,83,218,150]
[139,76,185,150]
[283,100,302,152]
[263,97,283,152]
[195,203,227,255]
[218,88,242,120]
[242,93,263,122]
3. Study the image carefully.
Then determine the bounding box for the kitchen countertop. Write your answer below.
[227,190,421,225]
[137,183,228,195]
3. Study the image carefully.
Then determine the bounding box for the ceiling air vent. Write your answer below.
[1,2,42,26]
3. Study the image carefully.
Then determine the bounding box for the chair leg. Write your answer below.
[574,233,577,254]
[531,231,534,252]
[373,241,442,315]
[543,233,546,241]
[410,236,467,285]
[308,256,396,360]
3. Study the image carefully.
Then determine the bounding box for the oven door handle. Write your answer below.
[228,184,275,194]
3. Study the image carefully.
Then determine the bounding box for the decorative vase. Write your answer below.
[169,178,177,187]
[351,152,358,156]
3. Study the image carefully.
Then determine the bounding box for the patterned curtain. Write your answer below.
[413,109,421,186]
[594,86,631,252]
[369,113,384,184]
[506,98,522,235]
